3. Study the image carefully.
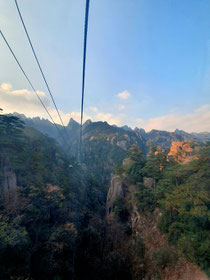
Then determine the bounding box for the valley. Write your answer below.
[0,113,209,280]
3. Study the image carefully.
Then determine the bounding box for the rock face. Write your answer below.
[106,175,125,215]
[116,140,127,151]
[122,157,133,167]
[1,158,17,194]
[3,167,17,193]
[168,141,199,164]
[1,159,18,209]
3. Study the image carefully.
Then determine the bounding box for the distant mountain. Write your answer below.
[10,112,63,142]
[175,128,210,142]
[121,125,133,132]
[9,113,209,183]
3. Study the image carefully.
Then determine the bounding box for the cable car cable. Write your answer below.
[14,0,70,142]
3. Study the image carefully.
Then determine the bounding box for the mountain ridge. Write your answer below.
[9,112,210,141]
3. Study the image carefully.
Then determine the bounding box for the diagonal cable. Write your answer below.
[0,30,67,144]
[14,0,69,141]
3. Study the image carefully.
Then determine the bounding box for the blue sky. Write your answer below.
[0,0,210,132]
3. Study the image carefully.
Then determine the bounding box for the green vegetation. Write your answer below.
[142,145,167,185]
[151,247,177,269]
[125,145,145,184]
[123,142,210,276]
[113,197,130,223]
[136,183,156,212]
[157,144,210,275]
[135,235,145,258]
[0,115,79,279]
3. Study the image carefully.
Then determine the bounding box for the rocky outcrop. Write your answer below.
[1,157,17,194]
[116,140,127,151]
[3,167,17,193]
[143,177,155,188]
[106,175,125,215]
[1,159,18,210]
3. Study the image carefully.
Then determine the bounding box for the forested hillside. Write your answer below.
[0,114,107,279]
[109,144,210,279]
[0,114,209,280]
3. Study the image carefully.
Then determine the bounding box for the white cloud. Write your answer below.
[53,110,91,125]
[0,82,91,125]
[0,83,123,126]
[135,105,210,133]
[117,90,130,100]
[1,83,12,91]
[89,106,98,113]
[0,83,50,114]
[88,105,124,125]
[93,112,123,126]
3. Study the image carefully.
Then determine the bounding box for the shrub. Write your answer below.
[157,210,179,234]
[125,163,144,184]
[115,165,125,175]
[113,198,130,223]
[135,235,145,258]
[151,247,177,269]
[167,222,186,244]
[136,184,156,212]
[124,224,132,235]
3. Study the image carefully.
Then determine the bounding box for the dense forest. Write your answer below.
[0,114,209,280]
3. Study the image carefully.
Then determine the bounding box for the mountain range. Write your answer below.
[10,112,210,183]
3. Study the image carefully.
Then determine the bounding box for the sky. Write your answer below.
[0,0,210,132]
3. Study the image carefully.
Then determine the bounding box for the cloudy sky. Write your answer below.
[0,0,210,132]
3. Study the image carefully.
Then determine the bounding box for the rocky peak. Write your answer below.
[83,119,92,129]
[134,127,146,134]
[121,125,133,132]
[67,118,80,127]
